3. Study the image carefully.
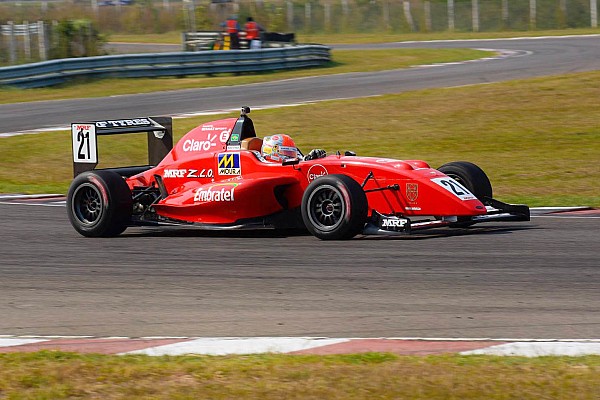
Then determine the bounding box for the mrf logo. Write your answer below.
[382,218,407,228]
[218,153,241,175]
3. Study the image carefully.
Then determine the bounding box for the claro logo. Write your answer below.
[182,133,217,152]
[307,164,328,182]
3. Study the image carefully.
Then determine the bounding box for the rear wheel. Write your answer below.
[437,161,493,201]
[301,175,367,240]
[67,170,132,237]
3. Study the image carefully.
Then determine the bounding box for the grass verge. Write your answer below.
[1,71,598,206]
[109,28,600,45]
[0,352,599,399]
[0,48,489,104]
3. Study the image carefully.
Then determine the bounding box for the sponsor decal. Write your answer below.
[218,153,241,175]
[230,133,240,142]
[95,118,152,128]
[182,133,218,152]
[71,123,97,163]
[381,217,408,229]
[201,124,220,131]
[227,145,241,151]
[163,169,213,179]
[193,183,238,202]
[406,183,419,202]
[431,177,477,201]
[220,130,230,143]
[405,206,421,211]
[307,164,328,182]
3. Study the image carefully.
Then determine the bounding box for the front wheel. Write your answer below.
[67,170,132,237]
[301,174,368,240]
[437,161,493,201]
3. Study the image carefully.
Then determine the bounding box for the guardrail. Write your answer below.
[0,45,330,89]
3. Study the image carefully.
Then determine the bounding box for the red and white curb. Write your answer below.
[1,337,600,357]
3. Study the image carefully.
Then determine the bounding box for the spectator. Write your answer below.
[244,17,264,50]
[220,15,241,50]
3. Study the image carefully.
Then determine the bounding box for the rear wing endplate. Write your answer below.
[71,116,173,177]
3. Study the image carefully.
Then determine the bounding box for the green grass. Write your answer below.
[1,71,599,206]
[0,48,490,104]
[109,28,600,45]
[0,352,598,399]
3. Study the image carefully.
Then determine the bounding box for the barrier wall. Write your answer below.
[0,45,330,88]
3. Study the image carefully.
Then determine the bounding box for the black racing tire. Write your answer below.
[301,174,368,240]
[437,161,493,201]
[67,170,132,237]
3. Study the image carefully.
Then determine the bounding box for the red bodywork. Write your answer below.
[126,117,488,226]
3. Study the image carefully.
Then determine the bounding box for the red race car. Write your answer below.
[67,107,529,240]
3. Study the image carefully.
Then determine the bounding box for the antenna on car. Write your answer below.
[241,106,250,116]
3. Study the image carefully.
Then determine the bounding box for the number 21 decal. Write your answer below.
[71,123,97,163]
[431,177,477,201]
[77,128,90,160]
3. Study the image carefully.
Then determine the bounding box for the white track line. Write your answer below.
[395,34,600,44]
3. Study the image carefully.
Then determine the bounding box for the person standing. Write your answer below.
[222,15,241,50]
[244,17,264,50]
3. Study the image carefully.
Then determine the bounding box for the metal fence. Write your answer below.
[0,44,330,88]
[178,0,599,33]
[0,21,48,64]
[277,0,599,33]
[1,1,597,36]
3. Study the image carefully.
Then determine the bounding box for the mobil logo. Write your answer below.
[307,164,328,182]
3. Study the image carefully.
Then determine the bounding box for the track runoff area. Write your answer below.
[1,193,598,357]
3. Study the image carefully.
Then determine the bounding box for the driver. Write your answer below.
[261,134,298,162]
[261,134,327,162]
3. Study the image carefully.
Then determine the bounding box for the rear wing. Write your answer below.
[71,116,173,177]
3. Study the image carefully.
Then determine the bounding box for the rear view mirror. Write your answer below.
[282,158,300,166]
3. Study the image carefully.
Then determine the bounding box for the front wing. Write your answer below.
[363,198,530,235]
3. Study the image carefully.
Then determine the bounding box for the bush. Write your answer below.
[50,19,106,59]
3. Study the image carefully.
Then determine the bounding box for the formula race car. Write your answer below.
[67,107,529,240]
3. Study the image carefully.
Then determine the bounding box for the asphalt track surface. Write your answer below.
[1,36,599,340]
[2,35,600,134]
[0,203,599,338]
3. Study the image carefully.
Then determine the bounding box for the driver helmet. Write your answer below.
[261,134,298,162]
